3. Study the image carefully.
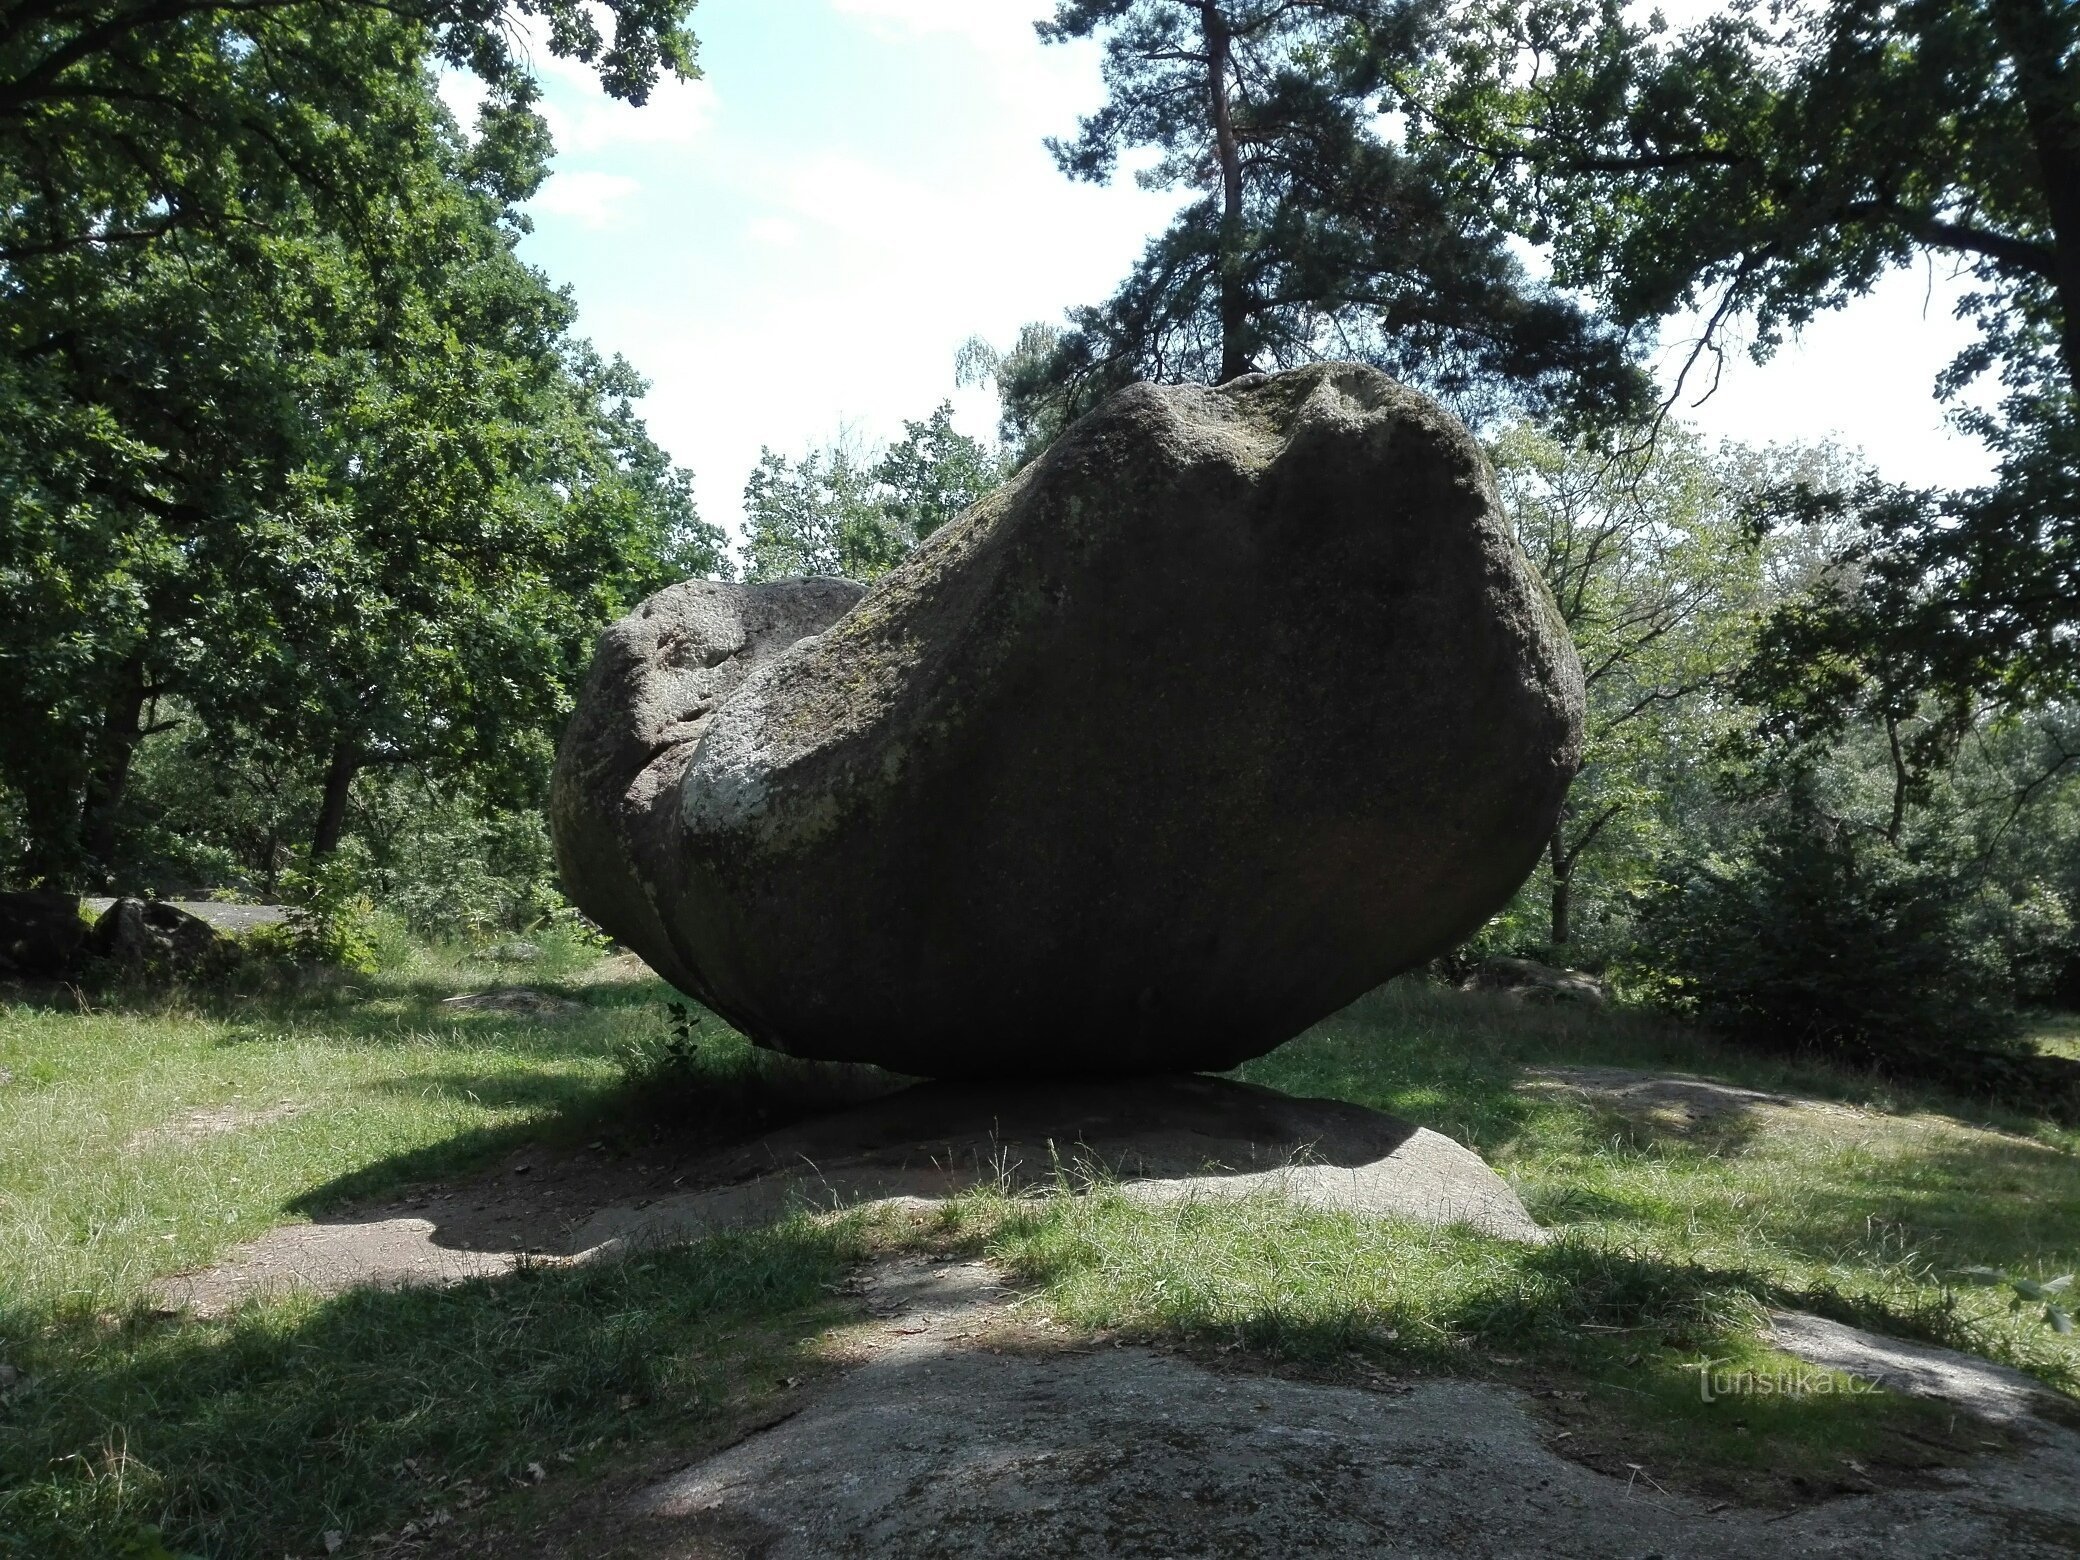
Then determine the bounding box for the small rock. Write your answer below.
[91,898,225,976]
[322,1531,344,1555]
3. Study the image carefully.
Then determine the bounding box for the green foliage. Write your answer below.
[344,768,566,939]
[258,858,381,975]
[1419,0,2080,741]
[614,999,708,1086]
[0,6,723,886]
[1955,1267,2076,1335]
[0,0,700,267]
[740,402,1004,583]
[1017,0,1647,442]
[1494,422,1768,951]
[1631,793,2024,1077]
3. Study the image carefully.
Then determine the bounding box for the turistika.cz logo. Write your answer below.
[1689,1358,1884,1403]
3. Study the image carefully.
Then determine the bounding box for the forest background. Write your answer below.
[4,0,2078,1094]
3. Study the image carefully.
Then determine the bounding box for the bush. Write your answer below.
[346,774,563,940]
[1631,799,2024,1081]
[244,856,379,973]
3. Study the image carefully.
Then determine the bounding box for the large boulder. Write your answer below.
[554,363,1583,1076]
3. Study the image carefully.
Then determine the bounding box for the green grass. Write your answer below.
[1,1222,863,1559]
[4,958,2080,1553]
[0,934,642,1317]
[0,936,894,1558]
[908,985,2080,1499]
[1237,983,2080,1389]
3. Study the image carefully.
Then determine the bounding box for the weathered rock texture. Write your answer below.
[554,364,1582,1076]
[91,897,224,975]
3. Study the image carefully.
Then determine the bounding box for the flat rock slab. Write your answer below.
[81,899,287,934]
[1770,1310,2074,1428]
[579,1075,1544,1252]
[622,1258,2080,1560]
[152,1079,1541,1314]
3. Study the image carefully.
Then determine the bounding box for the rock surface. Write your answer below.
[551,575,867,998]
[152,1077,1544,1313]
[620,1257,2080,1560]
[554,363,1582,1075]
[573,1074,1549,1252]
[91,897,224,974]
[0,889,85,977]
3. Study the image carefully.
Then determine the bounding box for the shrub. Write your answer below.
[1631,798,2024,1081]
[245,856,380,974]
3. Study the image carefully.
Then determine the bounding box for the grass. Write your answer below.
[3,949,2079,1553]
[0,930,639,1318]
[909,986,2080,1501]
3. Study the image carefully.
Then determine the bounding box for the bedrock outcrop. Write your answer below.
[553,363,1582,1076]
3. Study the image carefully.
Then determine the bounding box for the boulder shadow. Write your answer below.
[160,1076,1543,1316]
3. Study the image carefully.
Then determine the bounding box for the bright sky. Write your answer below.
[454,0,1998,537]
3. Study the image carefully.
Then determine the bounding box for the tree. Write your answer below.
[0,0,698,264]
[740,404,1002,582]
[739,435,898,585]
[1496,423,1765,946]
[876,402,1002,545]
[0,66,722,880]
[1420,0,2080,755]
[1017,0,1647,441]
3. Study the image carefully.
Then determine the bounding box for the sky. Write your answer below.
[446,0,1999,537]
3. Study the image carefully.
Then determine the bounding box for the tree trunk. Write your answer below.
[311,740,361,859]
[1992,0,2080,396]
[78,660,148,880]
[1548,825,1572,946]
[1202,2,1252,382]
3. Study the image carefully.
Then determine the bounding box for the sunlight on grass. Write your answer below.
[1242,983,2080,1394]
[5,962,2080,1554]
[0,941,654,1316]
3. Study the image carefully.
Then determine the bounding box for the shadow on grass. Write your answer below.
[285,1037,906,1222]
[976,1194,1994,1502]
[0,1217,865,1560]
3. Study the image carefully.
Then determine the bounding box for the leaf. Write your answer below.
[2048,1306,2075,1336]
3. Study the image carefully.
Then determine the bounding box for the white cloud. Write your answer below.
[538,71,718,155]
[1656,264,1998,491]
[528,170,641,229]
[433,67,490,131]
[768,151,961,247]
[745,215,803,249]
[827,0,1046,54]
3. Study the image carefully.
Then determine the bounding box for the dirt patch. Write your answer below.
[129,1099,307,1150]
